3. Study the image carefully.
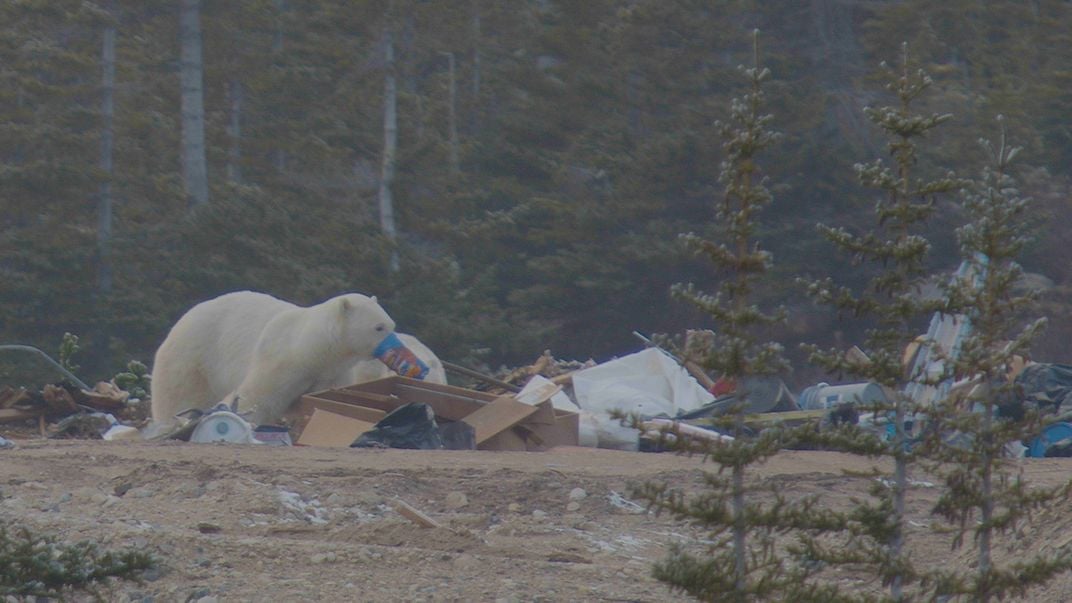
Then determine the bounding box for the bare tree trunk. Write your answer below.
[180,0,209,208]
[444,52,460,175]
[227,79,243,184]
[272,0,287,172]
[97,19,116,295]
[979,404,994,602]
[891,407,906,601]
[378,30,399,272]
[470,0,481,132]
[272,0,285,54]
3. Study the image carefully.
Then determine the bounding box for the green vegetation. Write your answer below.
[627,32,851,602]
[0,1,1069,381]
[918,120,1072,601]
[0,522,154,600]
[801,45,963,598]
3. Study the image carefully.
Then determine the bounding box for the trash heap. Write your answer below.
[0,380,147,441]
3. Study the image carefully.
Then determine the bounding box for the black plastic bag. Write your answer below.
[351,402,444,450]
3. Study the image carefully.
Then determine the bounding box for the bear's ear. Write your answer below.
[339,297,352,313]
[371,295,378,303]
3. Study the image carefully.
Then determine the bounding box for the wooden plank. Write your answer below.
[295,409,374,448]
[385,376,499,402]
[296,396,387,424]
[461,395,539,445]
[344,376,498,403]
[392,385,486,421]
[0,408,44,423]
[305,390,402,414]
[391,498,441,529]
[742,409,827,426]
[309,380,491,422]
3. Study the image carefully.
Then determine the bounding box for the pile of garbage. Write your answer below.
[0,380,148,442]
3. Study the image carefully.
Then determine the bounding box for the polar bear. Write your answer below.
[149,291,409,426]
[351,333,448,385]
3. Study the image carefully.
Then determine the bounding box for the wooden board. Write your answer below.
[742,409,827,426]
[461,395,539,444]
[305,390,402,414]
[295,409,375,448]
[0,408,45,423]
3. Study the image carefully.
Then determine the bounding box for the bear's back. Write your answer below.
[165,291,296,399]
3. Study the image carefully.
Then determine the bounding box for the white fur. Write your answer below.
[150,291,396,425]
[350,333,448,385]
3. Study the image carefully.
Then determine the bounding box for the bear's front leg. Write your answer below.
[229,370,307,426]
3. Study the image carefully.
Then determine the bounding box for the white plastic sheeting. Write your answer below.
[571,348,715,419]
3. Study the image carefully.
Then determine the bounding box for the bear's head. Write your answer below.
[333,293,397,359]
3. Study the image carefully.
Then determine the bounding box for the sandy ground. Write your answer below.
[2,438,1072,602]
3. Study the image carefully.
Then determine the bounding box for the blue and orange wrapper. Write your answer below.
[373,332,430,380]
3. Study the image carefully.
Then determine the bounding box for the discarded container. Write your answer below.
[253,424,293,446]
[1028,422,1072,458]
[190,410,258,444]
[798,382,887,411]
[373,333,430,380]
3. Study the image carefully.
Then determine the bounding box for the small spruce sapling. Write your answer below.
[919,117,1072,602]
[0,522,154,599]
[627,31,851,603]
[801,43,963,600]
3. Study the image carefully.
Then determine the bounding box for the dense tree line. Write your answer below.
[0,0,1069,384]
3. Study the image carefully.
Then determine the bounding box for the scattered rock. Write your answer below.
[566,501,581,512]
[531,509,547,519]
[179,483,205,499]
[128,486,156,499]
[445,491,469,510]
[352,490,385,506]
[568,487,587,501]
[197,522,222,534]
[507,503,522,513]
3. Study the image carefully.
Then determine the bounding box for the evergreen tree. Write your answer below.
[633,32,849,602]
[802,44,963,600]
[918,118,1072,601]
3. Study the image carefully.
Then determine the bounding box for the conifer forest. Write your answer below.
[2,0,1071,386]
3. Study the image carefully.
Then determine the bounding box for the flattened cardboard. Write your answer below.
[295,408,374,448]
[303,375,581,452]
[296,396,387,424]
[479,426,529,451]
[523,409,580,449]
[461,395,539,444]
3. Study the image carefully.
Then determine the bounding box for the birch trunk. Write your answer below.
[180,0,209,208]
[445,52,460,175]
[227,79,243,184]
[470,0,481,132]
[378,30,399,272]
[97,20,115,294]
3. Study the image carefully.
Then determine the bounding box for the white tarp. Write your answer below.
[571,348,715,418]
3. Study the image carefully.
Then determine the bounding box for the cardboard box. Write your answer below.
[294,408,375,448]
[298,376,578,451]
